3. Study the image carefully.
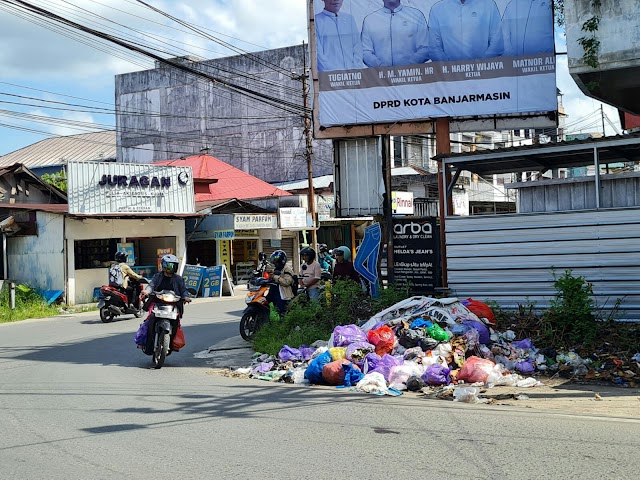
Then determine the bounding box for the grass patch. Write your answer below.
[0,284,60,323]
[253,280,410,355]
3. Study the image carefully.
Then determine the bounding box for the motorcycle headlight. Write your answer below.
[157,293,179,303]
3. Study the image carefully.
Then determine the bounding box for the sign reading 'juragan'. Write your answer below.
[99,175,171,188]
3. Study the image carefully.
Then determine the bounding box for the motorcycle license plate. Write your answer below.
[153,306,178,319]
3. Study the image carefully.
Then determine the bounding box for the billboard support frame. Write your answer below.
[436,118,452,289]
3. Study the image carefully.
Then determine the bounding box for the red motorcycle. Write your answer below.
[98,277,148,323]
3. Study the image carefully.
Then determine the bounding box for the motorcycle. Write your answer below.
[143,288,194,369]
[240,253,275,341]
[98,277,148,323]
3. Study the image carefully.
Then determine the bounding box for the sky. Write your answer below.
[0,0,623,156]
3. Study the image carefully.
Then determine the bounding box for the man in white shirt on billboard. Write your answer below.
[502,0,554,56]
[428,0,504,61]
[361,0,430,67]
[315,0,364,71]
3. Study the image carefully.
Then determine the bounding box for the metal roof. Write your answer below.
[0,131,117,168]
[435,132,640,176]
[274,175,334,191]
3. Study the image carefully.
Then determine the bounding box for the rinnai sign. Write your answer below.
[309,0,557,128]
[67,161,195,215]
[392,191,414,215]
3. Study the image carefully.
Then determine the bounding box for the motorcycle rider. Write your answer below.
[318,243,334,273]
[299,247,322,302]
[266,250,295,314]
[111,251,143,307]
[332,246,361,283]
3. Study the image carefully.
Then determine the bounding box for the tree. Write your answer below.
[41,170,67,193]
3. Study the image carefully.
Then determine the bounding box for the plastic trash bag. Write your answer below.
[134,320,148,347]
[426,323,450,342]
[346,342,375,362]
[322,359,354,386]
[342,363,365,387]
[333,324,367,347]
[299,346,316,361]
[403,347,424,361]
[462,320,491,345]
[388,362,425,391]
[457,356,495,384]
[422,363,451,386]
[462,298,496,325]
[406,375,426,391]
[420,337,439,352]
[370,354,404,382]
[398,328,423,349]
[355,372,390,395]
[453,386,488,403]
[252,362,274,375]
[515,360,536,374]
[363,352,381,374]
[367,325,396,356]
[450,323,470,336]
[304,350,333,384]
[516,377,541,388]
[310,346,328,359]
[329,347,347,361]
[410,317,433,329]
[463,328,480,350]
[511,338,534,350]
[278,345,302,362]
[432,343,453,364]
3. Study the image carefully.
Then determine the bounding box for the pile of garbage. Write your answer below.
[237,297,639,400]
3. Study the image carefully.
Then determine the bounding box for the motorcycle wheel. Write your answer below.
[100,306,114,323]
[240,312,258,340]
[153,332,170,369]
[133,308,144,318]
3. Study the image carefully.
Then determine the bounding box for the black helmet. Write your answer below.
[300,246,316,262]
[115,251,127,263]
[270,250,287,270]
[319,243,329,254]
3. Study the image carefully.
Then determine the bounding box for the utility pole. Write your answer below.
[298,41,318,249]
[601,104,606,137]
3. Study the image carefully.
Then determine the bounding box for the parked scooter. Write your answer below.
[98,277,148,323]
[240,253,275,340]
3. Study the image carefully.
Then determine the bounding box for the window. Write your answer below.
[74,239,118,270]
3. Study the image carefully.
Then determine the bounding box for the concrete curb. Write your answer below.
[194,335,255,369]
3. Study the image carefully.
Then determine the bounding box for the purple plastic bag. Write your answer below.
[278,345,302,362]
[463,320,491,345]
[363,352,381,373]
[299,346,315,361]
[370,354,404,382]
[515,360,535,374]
[422,363,451,386]
[252,362,274,374]
[134,320,148,346]
[511,338,534,350]
[346,342,375,361]
[333,325,367,347]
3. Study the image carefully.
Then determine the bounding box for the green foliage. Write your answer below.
[542,270,598,347]
[0,283,59,323]
[41,170,67,193]
[252,280,411,355]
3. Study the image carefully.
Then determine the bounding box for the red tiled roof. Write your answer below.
[155,154,291,201]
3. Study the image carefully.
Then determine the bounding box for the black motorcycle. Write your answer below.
[98,277,148,323]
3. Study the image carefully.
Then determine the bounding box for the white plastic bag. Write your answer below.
[388,362,425,391]
[453,386,489,403]
[355,372,389,395]
[516,377,542,388]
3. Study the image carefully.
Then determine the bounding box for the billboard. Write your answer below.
[310,0,557,129]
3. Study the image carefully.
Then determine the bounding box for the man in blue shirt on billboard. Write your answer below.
[428,0,504,61]
[502,0,554,56]
[315,0,364,71]
[361,0,430,67]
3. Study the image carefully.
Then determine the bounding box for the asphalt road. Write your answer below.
[1,298,639,480]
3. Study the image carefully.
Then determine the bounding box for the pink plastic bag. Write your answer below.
[457,356,495,384]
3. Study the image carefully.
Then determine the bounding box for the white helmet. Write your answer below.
[161,254,179,274]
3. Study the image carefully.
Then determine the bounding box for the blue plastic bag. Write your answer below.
[304,351,333,384]
[410,317,433,329]
[342,363,365,387]
[134,320,148,347]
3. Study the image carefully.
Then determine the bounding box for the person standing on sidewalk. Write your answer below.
[299,247,322,302]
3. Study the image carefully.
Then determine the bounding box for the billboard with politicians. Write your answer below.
[310,0,557,129]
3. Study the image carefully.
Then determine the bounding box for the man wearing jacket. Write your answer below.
[361,0,430,67]
[428,0,504,61]
[315,0,364,71]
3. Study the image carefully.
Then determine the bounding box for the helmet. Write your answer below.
[300,246,316,262]
[269,250,287,270]
[115,251,127,263]
[161,254,180,275]
[334,246,351,261]
[319,243,329,254]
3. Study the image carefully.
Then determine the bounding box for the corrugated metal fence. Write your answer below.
[446,207,640,320]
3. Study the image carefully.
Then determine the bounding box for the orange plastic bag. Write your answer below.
[172,327,186,351]
[465,298,496,326]
[458,356,495,384]
[322,359,357,386]
[367,325,395,356]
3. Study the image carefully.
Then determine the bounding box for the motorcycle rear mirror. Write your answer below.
[258,252,267,261]
[187,288,197,296]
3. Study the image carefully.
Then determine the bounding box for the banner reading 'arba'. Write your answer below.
[311,0,557,126]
